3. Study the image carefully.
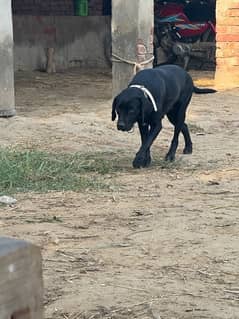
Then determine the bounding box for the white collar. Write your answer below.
[129,85,158,112]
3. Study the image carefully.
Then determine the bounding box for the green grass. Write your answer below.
[0,148,128,194]
[0,148,187,195]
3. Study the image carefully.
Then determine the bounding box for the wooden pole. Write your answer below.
[0,237,43,319]
[46,48,56,73]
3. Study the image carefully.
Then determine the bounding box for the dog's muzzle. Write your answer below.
[117,122,134,132]
[117,122,127,131]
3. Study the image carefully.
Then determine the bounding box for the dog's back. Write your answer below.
[130,65,192,88]
[129,65,194,108]
[130,65,215,96]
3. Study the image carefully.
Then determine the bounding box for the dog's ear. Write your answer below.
[111,96,118,121]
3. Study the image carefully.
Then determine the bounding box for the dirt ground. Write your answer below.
[0,68,239,319]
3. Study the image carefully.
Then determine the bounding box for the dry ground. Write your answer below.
[0,68,239,319]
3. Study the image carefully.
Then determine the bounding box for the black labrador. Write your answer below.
[112,64,216,168]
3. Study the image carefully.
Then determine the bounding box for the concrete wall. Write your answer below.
[0,0,15,116]
[112,0,154,95]
[13,16,111,71]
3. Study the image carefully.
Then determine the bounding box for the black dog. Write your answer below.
[112,65,216,168]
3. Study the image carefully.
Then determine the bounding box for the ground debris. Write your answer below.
[0,195,17,205]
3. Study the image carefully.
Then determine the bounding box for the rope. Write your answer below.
[112,53,154,74]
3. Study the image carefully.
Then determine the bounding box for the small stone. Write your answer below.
[0,196,17,205]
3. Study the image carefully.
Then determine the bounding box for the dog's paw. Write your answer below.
[132,156,144,168]
[144,155,151,167]
[183,144,193,154]
[132,153,151,169]
[165,152,175,162]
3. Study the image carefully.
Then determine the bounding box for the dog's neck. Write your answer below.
[129,85,158,112]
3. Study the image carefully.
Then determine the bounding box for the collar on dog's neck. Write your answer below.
[129,85,158,112]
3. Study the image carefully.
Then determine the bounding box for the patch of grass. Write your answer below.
[0,148,193,195]
[0,148,128,194]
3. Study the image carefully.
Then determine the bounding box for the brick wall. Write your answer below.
[215,0,239,88]
[89,0,103,16]
[12,0,75,15]
[12,0,106,16]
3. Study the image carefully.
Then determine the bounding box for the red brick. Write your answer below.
[217,42,239,58]
[216,63,239,75]
[12,0,85,16]
[227,8,239,17]
[217,56,239,66]
[217,25,239,34]
[217,33,239,42]
[229,3,239,9]
[216,25,227,33]
[217,42,239,49]
[217,17,239,26]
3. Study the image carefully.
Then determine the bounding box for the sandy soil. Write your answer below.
[0,68,239,319]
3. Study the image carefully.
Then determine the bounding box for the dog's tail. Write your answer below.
[193,86,217,94]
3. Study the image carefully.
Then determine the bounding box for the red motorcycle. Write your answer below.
[154,0,216,69]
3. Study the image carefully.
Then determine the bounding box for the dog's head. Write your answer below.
[112,88,145,132]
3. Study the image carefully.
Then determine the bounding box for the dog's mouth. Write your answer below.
[127,127,135,133]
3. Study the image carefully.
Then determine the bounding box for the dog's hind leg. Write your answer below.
[165,123,183,161]
[181,123,192,154]
[166,101,192,161]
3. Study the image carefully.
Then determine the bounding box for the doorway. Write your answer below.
[154,0,216,71]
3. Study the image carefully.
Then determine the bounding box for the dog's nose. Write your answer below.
[117,122,126,131]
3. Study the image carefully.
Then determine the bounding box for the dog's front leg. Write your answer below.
[133,122,162,168]
[136,123,151,168]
